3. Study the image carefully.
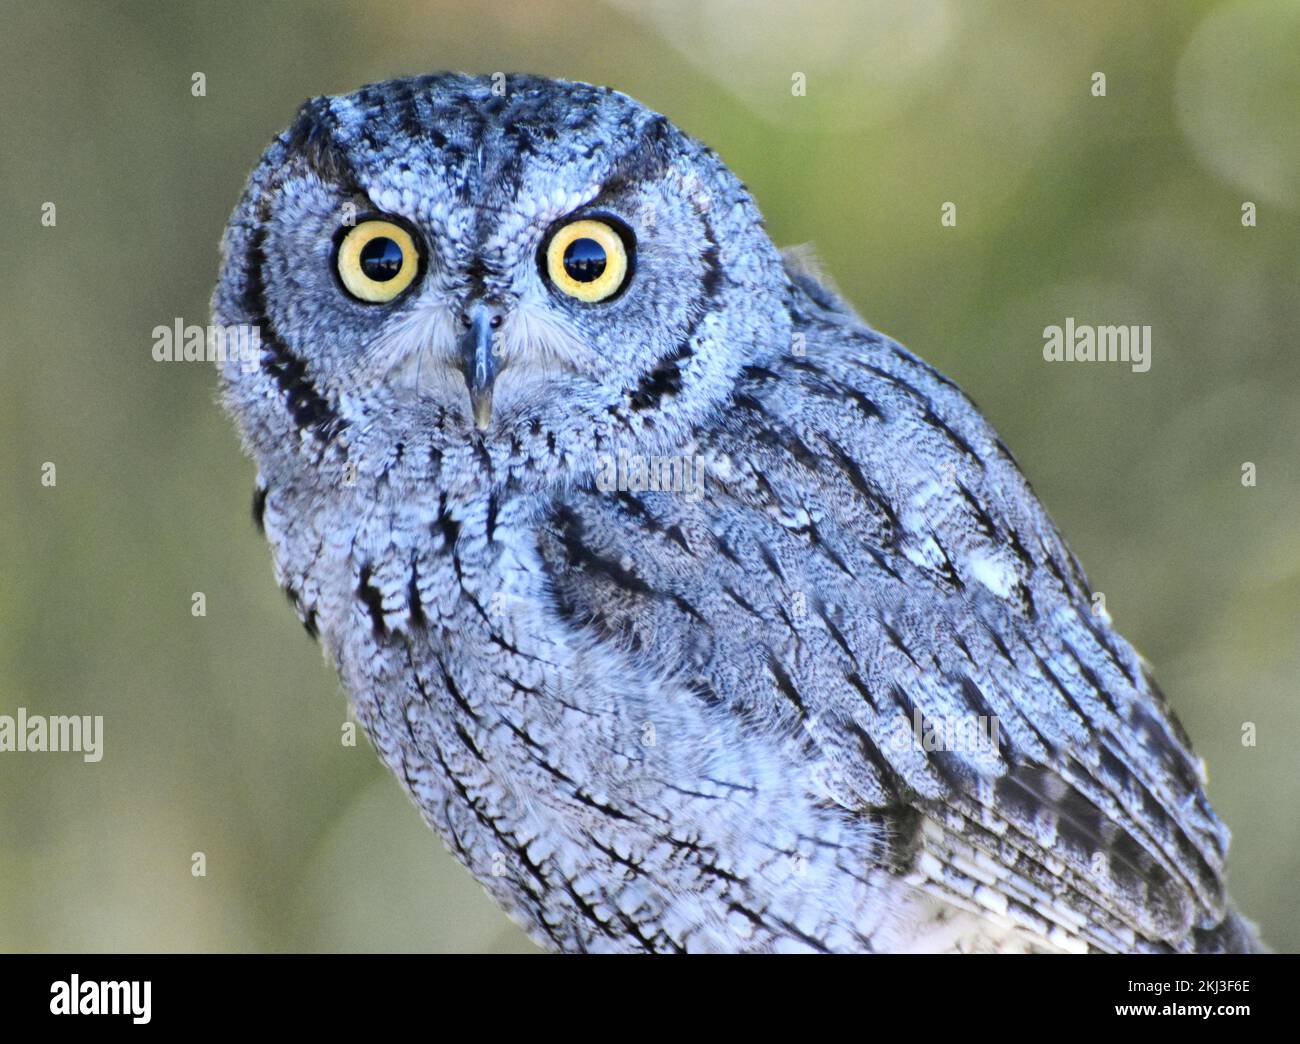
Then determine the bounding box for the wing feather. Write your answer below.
[535,275,1233,951]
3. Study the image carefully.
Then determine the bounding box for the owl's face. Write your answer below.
[215,74,789,496]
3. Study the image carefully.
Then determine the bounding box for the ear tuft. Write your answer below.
[283,97,357,187]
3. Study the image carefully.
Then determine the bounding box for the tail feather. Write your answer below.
[1194,905,1267,953]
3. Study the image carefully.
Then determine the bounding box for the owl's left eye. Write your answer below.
[334,218,421,303]
[542,218,632,303]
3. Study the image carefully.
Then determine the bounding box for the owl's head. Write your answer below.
[214,74,790,498]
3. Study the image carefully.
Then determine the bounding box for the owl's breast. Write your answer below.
[255,469,933,950]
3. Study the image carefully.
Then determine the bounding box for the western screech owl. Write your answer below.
[213,73,1260,953]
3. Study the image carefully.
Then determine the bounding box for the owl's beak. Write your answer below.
[456,304,502,431]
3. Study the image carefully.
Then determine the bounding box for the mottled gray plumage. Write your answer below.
[213,73,1260,953]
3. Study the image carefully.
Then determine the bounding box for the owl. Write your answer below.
[213,73,1261,953]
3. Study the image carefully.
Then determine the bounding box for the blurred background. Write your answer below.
[0,0,1296,953]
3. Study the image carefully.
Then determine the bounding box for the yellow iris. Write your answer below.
[335,219,420,303]
[545,219,629,303]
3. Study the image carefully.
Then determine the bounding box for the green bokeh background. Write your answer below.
[1,0,1296,952]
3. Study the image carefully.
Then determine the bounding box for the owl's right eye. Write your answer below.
[334,218,422,303]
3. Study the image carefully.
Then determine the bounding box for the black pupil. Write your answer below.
[562,237,607,282]
[359,236,404,281]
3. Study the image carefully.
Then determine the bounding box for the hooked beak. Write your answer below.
[456,303,502,431]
